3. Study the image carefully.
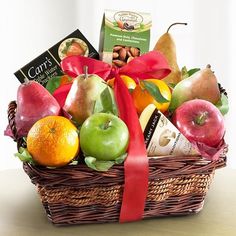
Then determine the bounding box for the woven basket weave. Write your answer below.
[8,101,227,226]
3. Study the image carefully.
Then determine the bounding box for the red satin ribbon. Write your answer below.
[114,73,149,222]
[56,51,171,223]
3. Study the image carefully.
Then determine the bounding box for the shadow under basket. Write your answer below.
[8,101,227,226]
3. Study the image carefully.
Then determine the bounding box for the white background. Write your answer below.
[0,0,235,170]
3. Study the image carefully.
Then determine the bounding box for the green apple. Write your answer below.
[80,113,129,161]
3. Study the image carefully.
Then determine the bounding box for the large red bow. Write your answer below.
[53,51,171,223]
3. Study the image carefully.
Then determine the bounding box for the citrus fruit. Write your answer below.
[107,75,136,90]
[132,79,171,115]
[27,116,79,167]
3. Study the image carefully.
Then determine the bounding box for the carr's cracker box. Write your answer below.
[15,30,99,87]
[99,10,151,67]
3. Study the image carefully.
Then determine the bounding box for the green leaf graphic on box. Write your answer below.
[85,157,115,171]
[142,80,169,103]
[62,48,67,54]
[215,94,229,115]
[113,21,118,27]
[66,41,71,48]
[15,147,36,164]
[62,41,72,54]
[46,76,62,94]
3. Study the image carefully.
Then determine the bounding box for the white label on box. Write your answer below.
[143,108,198,157]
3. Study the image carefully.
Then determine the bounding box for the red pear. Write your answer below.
[15,79,61,136]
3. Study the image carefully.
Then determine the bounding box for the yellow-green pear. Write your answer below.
[153,22,187,85]
[64,66,116,124]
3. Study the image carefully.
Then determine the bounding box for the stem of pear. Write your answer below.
[167,22,188,33]
[83,65,88,80]
[206,64,214,73]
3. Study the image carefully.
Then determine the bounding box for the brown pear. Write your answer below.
[153,22,187,85]
[169,64,221,111]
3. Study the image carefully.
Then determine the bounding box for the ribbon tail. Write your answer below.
[114,74,149,223]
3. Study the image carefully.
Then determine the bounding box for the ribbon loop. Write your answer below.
[119,51,172,80]
[61,55,112,79]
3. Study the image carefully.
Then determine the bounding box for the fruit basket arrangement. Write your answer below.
[5,10,229,226]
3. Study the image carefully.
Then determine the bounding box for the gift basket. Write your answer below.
[5,10,229,226]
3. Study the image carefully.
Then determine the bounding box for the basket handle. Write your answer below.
[7,101,26,150]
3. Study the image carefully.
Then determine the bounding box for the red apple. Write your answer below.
[172,99,225,147]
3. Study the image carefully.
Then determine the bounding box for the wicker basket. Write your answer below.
[8,101,227,226]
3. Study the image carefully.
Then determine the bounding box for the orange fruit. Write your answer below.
[132,79,171,115]
[107,75,136,90]
[27,116,79,167]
